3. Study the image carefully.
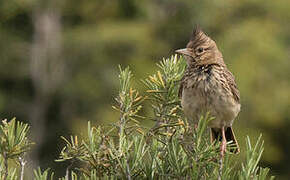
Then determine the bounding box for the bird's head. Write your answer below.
[176,27,224,66]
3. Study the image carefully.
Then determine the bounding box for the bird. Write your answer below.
[175,27,240,156]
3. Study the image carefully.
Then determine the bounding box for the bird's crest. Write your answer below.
[188,26,211,48]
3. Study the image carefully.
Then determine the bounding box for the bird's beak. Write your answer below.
[175,48,192,57]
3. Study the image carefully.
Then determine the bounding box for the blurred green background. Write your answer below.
[0,0,289,178]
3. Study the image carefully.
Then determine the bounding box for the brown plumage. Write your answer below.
[176,27,240,155]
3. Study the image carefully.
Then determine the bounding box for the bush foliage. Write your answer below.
[0,56,274,179]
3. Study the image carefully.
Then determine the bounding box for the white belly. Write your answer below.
[181,86,240,128]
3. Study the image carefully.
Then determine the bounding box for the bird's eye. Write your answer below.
[197,47,204,53]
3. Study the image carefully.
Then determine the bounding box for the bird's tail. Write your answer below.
[210,127,240,154]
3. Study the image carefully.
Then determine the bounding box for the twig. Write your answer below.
[126,160,132,180]
[19,156,27,180]
[66,159,75,180]
[3,153,8,180]
[218,156,223,180]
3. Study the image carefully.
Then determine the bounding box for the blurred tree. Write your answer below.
[29,0,64,169]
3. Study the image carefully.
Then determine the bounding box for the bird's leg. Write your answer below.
[220,126,227,158]
[218,126,227,179]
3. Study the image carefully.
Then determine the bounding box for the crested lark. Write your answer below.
[176,27,240,155]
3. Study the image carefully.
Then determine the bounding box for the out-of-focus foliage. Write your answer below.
[33,168,54,180]
[0,0,289,178]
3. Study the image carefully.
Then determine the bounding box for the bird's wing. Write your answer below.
[224,69,240,103]
[178,77,185,98]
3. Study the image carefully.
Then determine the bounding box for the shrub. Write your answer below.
[0,55,274,179]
